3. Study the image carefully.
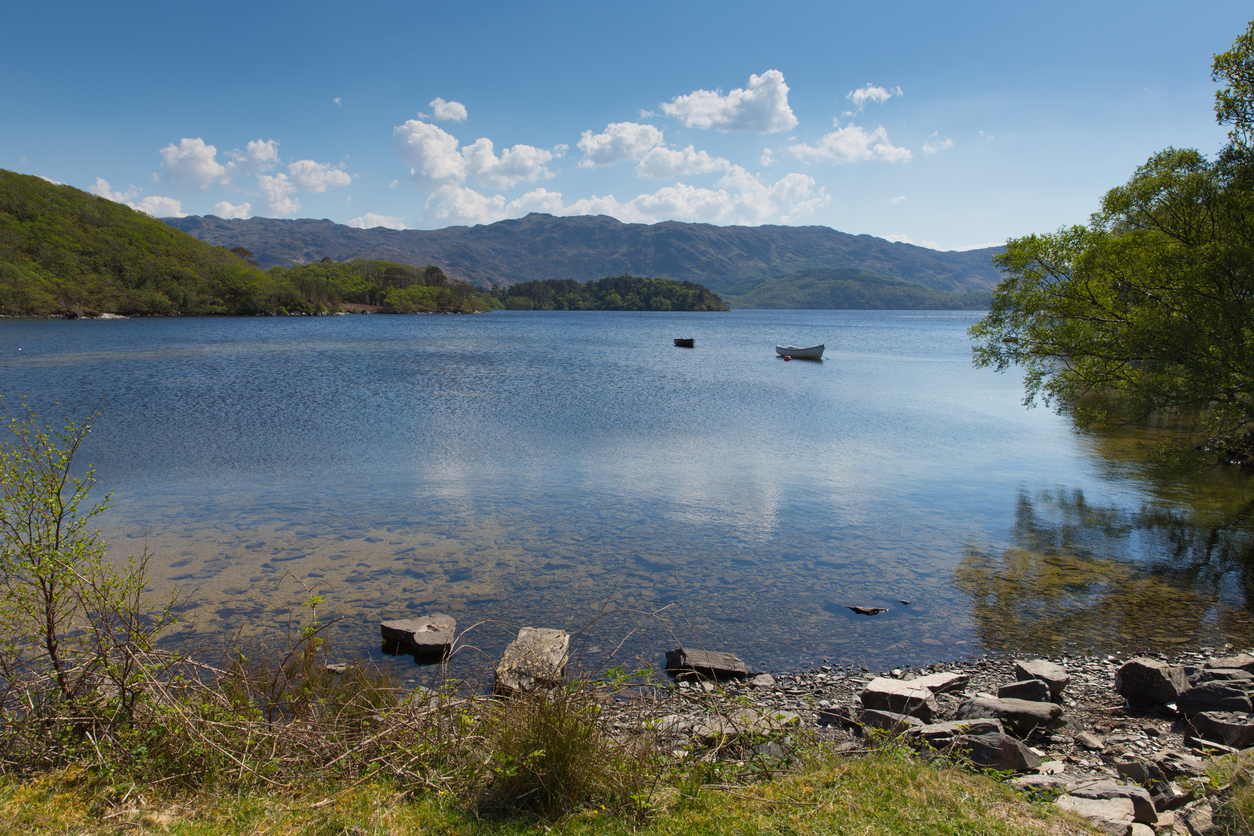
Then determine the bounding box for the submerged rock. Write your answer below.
[380,613,455,662]
[665,648,748,680]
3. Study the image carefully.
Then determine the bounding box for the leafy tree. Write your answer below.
[970,20,1254,463]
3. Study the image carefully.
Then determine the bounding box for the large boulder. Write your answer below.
[860,677,938,722]
[664,648,747,680]
[1067,779,1157,825]
[955,697,1062,736]
[1014,659,1070,701]
[493,627,570,697]
[380,614,455,662]
[1187,710,1254,749]
[859,708,925,734]
[998,679,1051,702]
[1175,681,1253,716]
[1114,658,1187,706]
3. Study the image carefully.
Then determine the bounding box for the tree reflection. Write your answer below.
[955,488,1254,655]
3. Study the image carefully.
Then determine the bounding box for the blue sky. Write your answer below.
[3,1,1250,251]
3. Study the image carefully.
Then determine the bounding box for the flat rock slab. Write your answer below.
[493,627,570,697]
[956,696,1062,736]
[859,708,925,734]
[860,677,938,721]
[1115,658,1187,706]
[665,648,747,680]
[910,718,1003,745]
[957,731,1042,773]
[380,614,455,662]
[1067,779,1156,824]
[1055,795,1136,834]
[1204,653,1254,672]
[910,670,970,694]
[1175,680,1254,716]
[1187,710,1254,749]
[1015,659,1070,700]
[998,678,1051,702]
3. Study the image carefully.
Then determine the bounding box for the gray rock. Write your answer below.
[1055,795,1135,835]
[1175,681,1253,716]
[956,731,1042,773]
[665,647,747,680]
[380,614,455,662]
[1186,710,1254,749]
[1153,749,1206,778]
[1068,779,1157,824]
[1114,760,1167,791]
[955,696,1063,736]
[910,670,970,694]
[859,677,938,721]
[1204,653,1254,672]
[1076,731,1106,751]
[493,627,570,697]
[911,718,1004,745]
[858,708,925,734]
[748,673,776,688]
[1182,799,1216,835]
[1193,667,1254,684]
[1011,772,1081,798]
[1115,658,1188,706]
[1014,659,1070,700]
[998,678,1052,702]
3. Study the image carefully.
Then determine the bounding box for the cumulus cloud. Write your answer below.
[350,213,406,229]
[91,177,184,217]
[847,83,902,111]
[257,173,300,215]
[213,200,251,218]
[577,122,665,168]
[923,133,953,155]
[157,138,227,190]
[429,97,468,122]
[394,119,556,191]
[660,70,798,133]
[287,159,352,192]
[423,166,828,227]
[788,122,912,164]
[635,145,729,179]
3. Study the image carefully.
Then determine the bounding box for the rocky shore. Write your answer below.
[381,617,1251,834]
[594,645,1254,836]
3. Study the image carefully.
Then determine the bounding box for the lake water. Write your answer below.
[1,310,1251,677]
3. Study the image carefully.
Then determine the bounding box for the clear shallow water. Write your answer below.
[0,310,1251,676]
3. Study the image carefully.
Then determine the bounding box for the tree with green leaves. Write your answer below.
[970,18,1254,463]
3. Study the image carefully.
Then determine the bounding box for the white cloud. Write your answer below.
[157,138,227,190]
[761,148,776,166]
[90,177,137,203]
[91,177,183,217]
[213,200,251,218]
[577,122,665,168]
[394,120,467,189]
[135,195,184,217]
[429,97,468,122]
[888,195,906,204]
[660,70,798,133]
[461,138,556,190]
[425,185,507,225]
[257,173,300,215]
[506,187,566,216]
[847,83,902,111]
[923,132,953,155]
[635,145,729,179]
[885,233,942,249]
[244,139,279,171]
[334,97,342,107]
[788,123,912,164]
[393,120,555,192]
[350,213,407,229]
[287,159,352,192]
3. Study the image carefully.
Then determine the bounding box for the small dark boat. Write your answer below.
[673,338,695,348]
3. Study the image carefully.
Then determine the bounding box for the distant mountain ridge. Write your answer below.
[165,213,1005,295]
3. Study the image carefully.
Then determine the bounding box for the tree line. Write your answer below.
[493,275,728,311]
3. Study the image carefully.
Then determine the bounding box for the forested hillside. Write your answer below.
[719,268,991,309]
[494,276,727,311]
[0,170,496,316]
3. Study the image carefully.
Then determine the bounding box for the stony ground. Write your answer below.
[592,645,1254,836]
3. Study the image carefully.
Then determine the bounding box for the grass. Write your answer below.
[0,746,1094,836]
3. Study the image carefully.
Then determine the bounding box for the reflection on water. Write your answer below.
[0,311,1251,675]
[956,488,1254,654]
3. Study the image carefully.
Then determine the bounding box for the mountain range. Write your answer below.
[164,213,1005,299]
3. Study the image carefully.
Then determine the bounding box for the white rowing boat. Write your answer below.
[776,344,824,360]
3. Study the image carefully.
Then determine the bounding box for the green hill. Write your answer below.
[0,170,496,316]
[494,275,727,311]
[718,267,992,309]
